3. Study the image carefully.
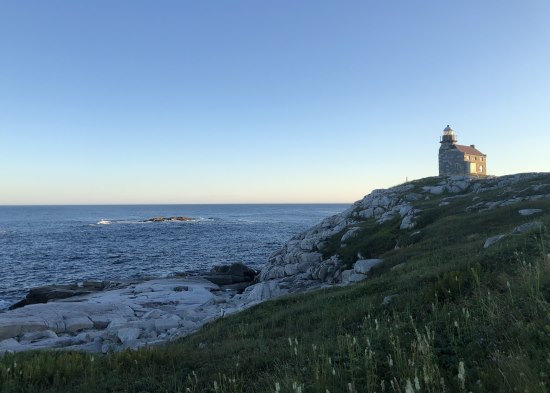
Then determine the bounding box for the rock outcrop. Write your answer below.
[0,277,257,354]
[256,172,549,295]
[9,282,115,310]
[144,216,194,222]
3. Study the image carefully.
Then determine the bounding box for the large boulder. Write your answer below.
[483,234,507,248]
[9,285,92,310]
[512,221,543,234]
[203,263,258,286]
[354,259,384,275]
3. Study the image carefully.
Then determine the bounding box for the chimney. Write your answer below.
[470,144,475,148]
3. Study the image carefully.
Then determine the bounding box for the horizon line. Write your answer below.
[0,202,353,207]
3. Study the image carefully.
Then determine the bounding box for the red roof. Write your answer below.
[455,144,485,156]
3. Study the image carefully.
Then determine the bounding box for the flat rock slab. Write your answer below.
[354,259,384,274]
[0,277,225,353]
[512,221,543,234]
[518,209,543,216]
[484,234,507,248]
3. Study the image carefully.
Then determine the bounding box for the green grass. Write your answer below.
[1,175,550,392]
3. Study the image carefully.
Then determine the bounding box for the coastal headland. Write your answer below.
[1,173,548,356]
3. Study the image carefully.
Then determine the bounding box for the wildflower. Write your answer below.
[375,318,379,330]
[387,355,394,367]
[214,381,219,392]
[454,321,459,328]
[275,382,281,393]
[458,361,466,389]
[288,337,292,347]
[405,379,414,393]
[332,368,336,376]
[414,375,421,390]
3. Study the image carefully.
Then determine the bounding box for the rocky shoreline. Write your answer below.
[0,263,274,354]
[0,261,332,355]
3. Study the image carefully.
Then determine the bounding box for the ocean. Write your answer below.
[0,204,348,310]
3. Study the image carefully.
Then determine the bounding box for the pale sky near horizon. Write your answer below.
[1,0,549,205]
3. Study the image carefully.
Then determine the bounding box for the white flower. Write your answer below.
[405,379,414,393]
[414,375,420,390]
[458,361,466,389]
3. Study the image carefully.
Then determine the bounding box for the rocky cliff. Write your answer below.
[245,173,550,300]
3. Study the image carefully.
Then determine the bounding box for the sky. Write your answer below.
[1,0,549,204]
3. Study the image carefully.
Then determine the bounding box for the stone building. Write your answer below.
[439,125,487,176]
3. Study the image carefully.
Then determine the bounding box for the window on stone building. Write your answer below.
[479,165,483,172]
[465,155,469,160]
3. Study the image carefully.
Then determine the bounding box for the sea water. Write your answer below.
[0,204,348,309]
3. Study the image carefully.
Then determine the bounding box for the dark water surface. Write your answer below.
[0,204,348,309]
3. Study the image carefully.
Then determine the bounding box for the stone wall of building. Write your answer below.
[439,147,468,176]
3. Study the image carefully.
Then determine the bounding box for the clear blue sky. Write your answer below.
[1,0,549,204]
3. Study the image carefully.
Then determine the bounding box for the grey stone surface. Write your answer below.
[65,316,94,333]
[483,235,507,248]
[512,221,543,234]
[354,259,384,275]
[117,327,142,343]
[382,294,398,305]
[518,209,543,216]
[340,270,368,284]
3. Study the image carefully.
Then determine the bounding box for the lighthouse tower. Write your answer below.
[440,125,457,145]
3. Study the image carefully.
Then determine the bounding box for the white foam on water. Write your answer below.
[0,299,10,310]
[97,219,112,225]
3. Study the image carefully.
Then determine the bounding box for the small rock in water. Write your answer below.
[144,216,194,222]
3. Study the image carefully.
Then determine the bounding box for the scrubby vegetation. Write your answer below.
[1,176,549,393]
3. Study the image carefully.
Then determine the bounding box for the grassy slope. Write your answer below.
[1,175,550,393]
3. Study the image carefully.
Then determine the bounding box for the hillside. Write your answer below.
[1,173,549,393]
